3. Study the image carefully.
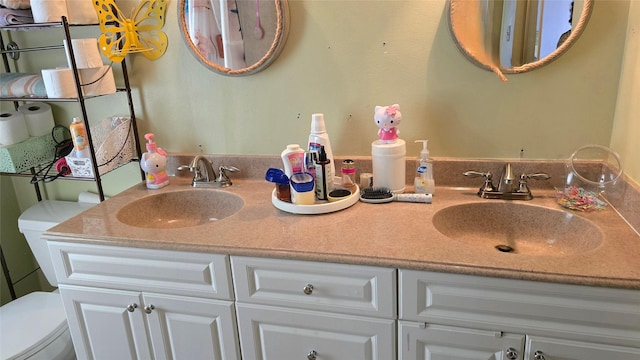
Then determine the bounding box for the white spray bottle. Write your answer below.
[414,140,435,194]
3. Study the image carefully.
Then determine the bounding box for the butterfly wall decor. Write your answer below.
[92,0,168,62]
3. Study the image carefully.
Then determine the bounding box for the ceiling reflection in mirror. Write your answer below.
[448,0,593,81]
[179,0,289,76]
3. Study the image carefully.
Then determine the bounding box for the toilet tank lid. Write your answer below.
[18,200,95,232]
[0,292,68,359]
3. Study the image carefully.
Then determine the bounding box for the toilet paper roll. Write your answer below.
[80,65,117,96]
[64,38,103,69]
[17,102,55,137]
[30,0,69,23]
[0,111,29,146]
[66,0,99,24]
[41,68,78,98]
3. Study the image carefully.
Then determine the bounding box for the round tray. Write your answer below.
[271,186,360,214]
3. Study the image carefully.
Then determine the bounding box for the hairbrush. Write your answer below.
[360,187,432,204]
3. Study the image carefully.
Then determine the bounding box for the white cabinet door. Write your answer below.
[59,284,152,360]
[236,303,396,360]
[525,335,640,360]
[143,293,241,360]
[399,321,526,360]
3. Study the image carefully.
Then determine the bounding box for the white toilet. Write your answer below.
[0,200,94,360]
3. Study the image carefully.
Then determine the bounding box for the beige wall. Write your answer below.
[6,0,638,204]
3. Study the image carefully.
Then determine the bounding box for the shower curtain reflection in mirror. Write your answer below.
[185,0,247,69]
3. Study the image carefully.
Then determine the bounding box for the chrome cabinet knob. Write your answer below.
[303,284,314,295]
[144,304,155,314]
[307,350,317,360]
[533,350,546,360]
[126,303,138,312]
[505,347,518,359]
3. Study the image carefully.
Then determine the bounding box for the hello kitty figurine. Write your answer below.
[374,104,402,144]
[140,133,169,189]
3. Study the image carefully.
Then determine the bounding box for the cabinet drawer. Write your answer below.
[399,270,640,347]
[236,303,396,360]
[49,242,233,299]
[231,256,396,318]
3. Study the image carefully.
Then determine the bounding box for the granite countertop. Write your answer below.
[45,172,640,290]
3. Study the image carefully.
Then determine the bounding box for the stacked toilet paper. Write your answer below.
[0,111,29,146]
[30,0,98,24]
[0,102,55,146]
[42,38,116,98]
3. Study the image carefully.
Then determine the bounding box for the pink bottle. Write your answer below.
[140,133,169,189]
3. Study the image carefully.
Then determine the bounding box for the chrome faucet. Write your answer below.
[464,163,550,200]
[178,155,239,188]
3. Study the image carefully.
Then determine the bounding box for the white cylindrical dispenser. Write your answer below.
[372,139,406,193]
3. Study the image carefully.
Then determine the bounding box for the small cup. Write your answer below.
[265,168,291,202]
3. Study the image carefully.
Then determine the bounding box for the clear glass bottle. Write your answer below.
[341,159,357,192]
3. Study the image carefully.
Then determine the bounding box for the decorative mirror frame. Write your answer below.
[178,0,290,76]
[448,0,594,81]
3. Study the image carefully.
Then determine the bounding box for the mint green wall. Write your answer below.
[0,177,52,305]
[5,0,639,204]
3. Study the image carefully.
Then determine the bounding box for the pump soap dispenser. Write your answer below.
[140,133,169,189]
[414,140,435,194]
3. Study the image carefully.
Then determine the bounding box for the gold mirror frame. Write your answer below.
[448,0,594,81]
[178,0,290,76]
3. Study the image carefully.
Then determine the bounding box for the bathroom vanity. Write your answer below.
[44,173,640,360]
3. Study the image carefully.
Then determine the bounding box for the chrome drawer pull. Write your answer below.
[126,303,138,312]
[505,347,518,359]
[303,284,314,295]
[144,304,155,314]
[307,350,317,360]
[533,350,546,360]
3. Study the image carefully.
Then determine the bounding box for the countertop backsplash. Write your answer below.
[165,153,640,235]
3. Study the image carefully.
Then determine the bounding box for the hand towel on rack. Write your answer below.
[0,8,33,25]
[0,73,48,98]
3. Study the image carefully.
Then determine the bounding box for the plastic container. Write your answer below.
[265,168,291,202]
[281,144,305,178]
[307,113,336,181]
[414,140,435,194]
[372,139,406,193]
[69,117,90,158]
[290,172,316,205]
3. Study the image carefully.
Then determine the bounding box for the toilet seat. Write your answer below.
[0,292,73,360]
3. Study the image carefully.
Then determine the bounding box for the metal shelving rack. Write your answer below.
[0,16,144,201]
[1,17,145,301]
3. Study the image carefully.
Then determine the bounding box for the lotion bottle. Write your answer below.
[281,144,305,178]
[69,117,91,158]
[414,140,435,194]
[308,113,336,181]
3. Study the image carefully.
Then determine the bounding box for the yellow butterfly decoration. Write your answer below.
[92,0,168,62]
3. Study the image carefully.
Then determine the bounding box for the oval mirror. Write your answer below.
[179,0,289,76]
[448,0,593,81]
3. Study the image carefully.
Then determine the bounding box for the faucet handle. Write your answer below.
[517,173,551,193]
[217,165,239,186]
[524,173,551,181]
[464,170,497,192]
[178,164,204,182]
